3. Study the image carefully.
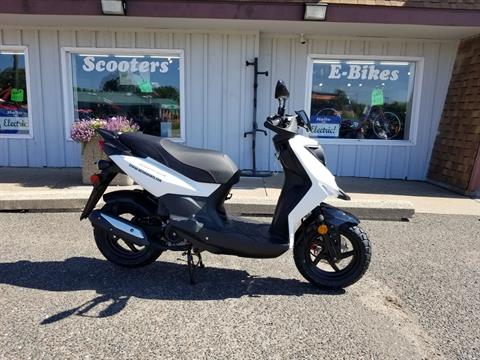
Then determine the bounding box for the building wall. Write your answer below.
[0,28,257,168]
[0,27,458,180]
[428,35,480,193]
[256,35,458,179]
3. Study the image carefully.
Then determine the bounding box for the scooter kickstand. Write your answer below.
[186,249,196,284]
[185,248,206,284]
[195,249,205,268]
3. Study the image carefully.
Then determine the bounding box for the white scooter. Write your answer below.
[81,80,371,288]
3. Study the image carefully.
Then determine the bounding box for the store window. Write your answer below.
[309,58,419,142]
[66,50,183,139]
[0,48,31,138]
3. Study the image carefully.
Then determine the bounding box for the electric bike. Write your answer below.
[80,80,371,288]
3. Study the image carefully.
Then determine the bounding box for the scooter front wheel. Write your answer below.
[293,225,371,289]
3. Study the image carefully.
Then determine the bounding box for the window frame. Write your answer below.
[61,47,185,142]
[0,45,33,139]
[305,54,424,146]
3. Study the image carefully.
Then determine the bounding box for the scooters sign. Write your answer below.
[81,56,171,74]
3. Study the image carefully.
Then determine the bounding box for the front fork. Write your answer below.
[299,203,360,256]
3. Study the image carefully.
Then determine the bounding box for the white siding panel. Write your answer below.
[60,30,81,167]
[338,145,357,176]
[256,35,273,171]
[205,34,223,152]
[323,144,339,175]
[188,34,205,148]
[355,147,373,178]
[96,31,114,48]
[39,30,66,167]
[23,29,47,167]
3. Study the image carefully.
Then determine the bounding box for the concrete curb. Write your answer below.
[225,198,414,221]
[0,194,415,221]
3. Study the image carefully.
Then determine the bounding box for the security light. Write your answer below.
[101,0,126,15]
[304,3,328,21]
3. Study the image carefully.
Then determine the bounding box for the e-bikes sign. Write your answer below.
[328,64,399,81]
[81,56,171,74]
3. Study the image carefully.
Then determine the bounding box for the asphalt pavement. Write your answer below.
[0,212,479,359]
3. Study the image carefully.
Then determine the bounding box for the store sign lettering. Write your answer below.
[328,64,399,81]
[82,56,170,73]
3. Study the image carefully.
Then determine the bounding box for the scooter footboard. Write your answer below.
[169,217,289,258]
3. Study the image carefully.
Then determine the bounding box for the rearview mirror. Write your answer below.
[275,80,290,100]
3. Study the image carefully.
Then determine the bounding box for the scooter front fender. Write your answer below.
[320,203,359,227]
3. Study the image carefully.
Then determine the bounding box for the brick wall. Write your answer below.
[322,0,480,10]
[428,35,480,194]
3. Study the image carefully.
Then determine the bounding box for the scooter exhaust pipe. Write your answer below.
[88,210,150,247]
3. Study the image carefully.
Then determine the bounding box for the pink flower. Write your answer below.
[70,116,139,144]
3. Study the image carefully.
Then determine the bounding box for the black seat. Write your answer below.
[119,132,239,184]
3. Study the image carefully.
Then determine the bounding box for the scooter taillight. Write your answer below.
[90,174,101,186]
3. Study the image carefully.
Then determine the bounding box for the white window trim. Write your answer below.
[0,45,33,139]
[305,54,424,147]
[61,47,185,142]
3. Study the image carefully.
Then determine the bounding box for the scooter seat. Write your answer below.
[119,132,239,184]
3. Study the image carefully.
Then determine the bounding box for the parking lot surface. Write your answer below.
[0,212,479,359]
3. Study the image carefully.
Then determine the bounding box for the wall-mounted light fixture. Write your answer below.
[101,0,127,15]
[304,2,328,21]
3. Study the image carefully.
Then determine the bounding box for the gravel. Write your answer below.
[0,212,479,359]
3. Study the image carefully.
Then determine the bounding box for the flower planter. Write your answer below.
[81,140,133,186]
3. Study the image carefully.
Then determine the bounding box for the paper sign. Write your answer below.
[160,122,172,137]
[0,108,29,134]
[371,88,384,106]
[310,114,341,138]
[11,88,24,102]
[139,80,153,93]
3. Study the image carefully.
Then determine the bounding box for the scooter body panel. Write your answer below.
[110,154,220,198]
[286,134,342,247]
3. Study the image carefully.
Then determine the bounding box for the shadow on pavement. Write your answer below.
[0,257,344,324]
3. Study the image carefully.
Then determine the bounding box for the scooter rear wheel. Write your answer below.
[93,201,163,268]
[293,225,371,289]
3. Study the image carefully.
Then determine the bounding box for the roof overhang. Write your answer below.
[1,0,480,27]
[0,13,478,40]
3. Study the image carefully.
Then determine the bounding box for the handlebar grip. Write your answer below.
[266,115,281,126]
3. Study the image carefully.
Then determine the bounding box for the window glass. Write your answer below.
[71,53,181,138]
[309,59,416,141]
[0,51,29,136]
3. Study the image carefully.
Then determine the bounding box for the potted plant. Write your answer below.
[70,116,139,185]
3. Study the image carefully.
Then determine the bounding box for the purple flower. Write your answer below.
[70,116,139,144]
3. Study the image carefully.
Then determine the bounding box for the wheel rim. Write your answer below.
[306,233,358,276]
[373,112,401,139]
